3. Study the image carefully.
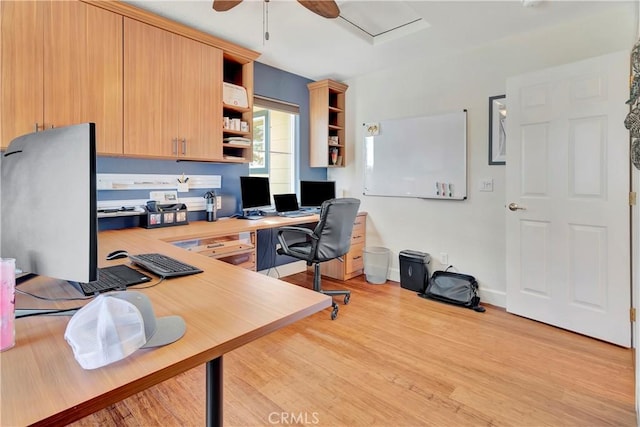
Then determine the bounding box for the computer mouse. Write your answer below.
[106,250,129,260]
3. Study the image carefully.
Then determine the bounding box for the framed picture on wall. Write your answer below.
[489,94,507,165]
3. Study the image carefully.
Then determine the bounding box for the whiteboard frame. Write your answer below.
[363,110,468,200]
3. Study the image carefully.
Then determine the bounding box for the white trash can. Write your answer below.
[364,247,390,284]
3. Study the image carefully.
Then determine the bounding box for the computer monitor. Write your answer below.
[300,180,336,208]
[239,176,271,212]
[1,123,98,283]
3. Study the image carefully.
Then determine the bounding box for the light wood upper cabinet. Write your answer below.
[1,0,123,153]
[124,18,223,161]
[178,32,223,160]
[308,79,348,168]
[0,1,43,150]
[124,18,179,158]
[2,0,257,161]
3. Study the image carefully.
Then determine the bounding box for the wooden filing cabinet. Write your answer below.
[320,212,366,280]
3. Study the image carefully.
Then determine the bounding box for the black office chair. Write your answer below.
[276,198,361,320]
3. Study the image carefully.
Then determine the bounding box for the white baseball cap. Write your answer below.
[64,291,186,370]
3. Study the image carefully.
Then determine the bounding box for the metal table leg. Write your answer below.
[206,356,223,427]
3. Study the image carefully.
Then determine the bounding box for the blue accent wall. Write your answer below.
[99,61,326,231]
[253,62,327,185]
[97,157,247,230]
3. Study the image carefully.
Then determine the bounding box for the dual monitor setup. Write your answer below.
[239,176,335,219]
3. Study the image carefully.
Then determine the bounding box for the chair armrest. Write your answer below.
[278,226,315,236]
[277,226,316,254]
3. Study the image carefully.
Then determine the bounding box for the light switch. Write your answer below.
[479,179,494,192]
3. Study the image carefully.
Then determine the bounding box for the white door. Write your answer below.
[505,51,631,347]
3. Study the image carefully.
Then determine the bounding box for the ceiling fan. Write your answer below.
[212,0,340,19]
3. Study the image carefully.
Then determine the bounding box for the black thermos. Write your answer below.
[205,191,217,222]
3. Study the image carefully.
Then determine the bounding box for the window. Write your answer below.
[251,96,299,196]
[251,110,269,174]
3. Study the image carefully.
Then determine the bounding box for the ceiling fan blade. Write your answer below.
[297,0,340,19]
[212,0,243,12]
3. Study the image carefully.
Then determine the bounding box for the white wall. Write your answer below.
[330,4,637,307]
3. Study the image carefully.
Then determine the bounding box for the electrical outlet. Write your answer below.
[440,252,448,264]
[216,196,222,210]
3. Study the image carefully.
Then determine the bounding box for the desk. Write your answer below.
[1,221,331,426]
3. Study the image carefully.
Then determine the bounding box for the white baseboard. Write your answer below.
[261,263,507,308]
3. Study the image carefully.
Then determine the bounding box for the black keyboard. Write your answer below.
[128,253,203,278]
[72,265,152,296]
[281,211,315,218]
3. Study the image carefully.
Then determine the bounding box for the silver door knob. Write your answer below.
[508,202,526,211]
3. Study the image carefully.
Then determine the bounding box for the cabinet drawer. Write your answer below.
[352,215,366,229]
[345,243,364,274]
[351,218,365,245]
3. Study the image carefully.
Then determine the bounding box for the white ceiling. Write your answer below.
[123,0,635,82]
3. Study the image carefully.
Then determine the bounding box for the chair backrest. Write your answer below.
[312,198,361,262]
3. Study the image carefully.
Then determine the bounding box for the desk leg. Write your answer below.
[206,356,223,427]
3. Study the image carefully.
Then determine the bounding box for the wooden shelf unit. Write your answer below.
[222,56,254,163]
[308,79,348,167]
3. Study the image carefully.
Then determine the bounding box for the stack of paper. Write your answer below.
[223,137,251,146]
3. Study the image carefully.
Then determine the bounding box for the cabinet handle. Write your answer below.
[34,123,40,132]
[181,138,186,155]
[353,256,362,260]
[172,138,178,155]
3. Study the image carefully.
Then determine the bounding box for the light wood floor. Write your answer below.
[72,272,636,426]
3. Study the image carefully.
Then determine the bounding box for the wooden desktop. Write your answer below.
[1,217,331,426]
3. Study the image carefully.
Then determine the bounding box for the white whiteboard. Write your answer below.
[363,111,467,200]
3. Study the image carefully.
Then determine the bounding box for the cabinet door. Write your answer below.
[0,1,44,149]
[124,18,178,158]
[308,85,330,167]
[86,4,123,155]
[45,1,123,155]
[177,36,223,161]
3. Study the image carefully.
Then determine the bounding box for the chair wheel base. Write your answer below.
[344,294,350,305]
[331,302,339,320]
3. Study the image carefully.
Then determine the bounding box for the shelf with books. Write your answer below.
[222,54,254,163]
